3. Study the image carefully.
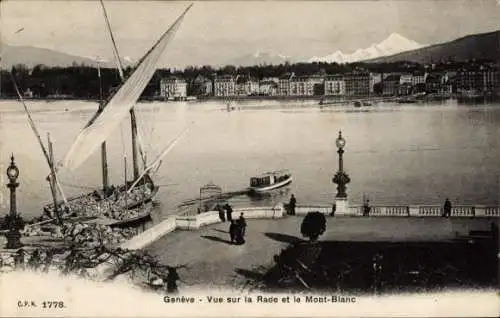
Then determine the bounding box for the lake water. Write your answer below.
[0,99,499,221]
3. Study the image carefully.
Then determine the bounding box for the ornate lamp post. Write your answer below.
[5,154,23,249]
[332,131,351,214]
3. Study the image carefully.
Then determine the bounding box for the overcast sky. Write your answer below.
[1,0,499,67]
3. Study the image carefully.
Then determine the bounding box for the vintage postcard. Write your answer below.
[0,0,499,316]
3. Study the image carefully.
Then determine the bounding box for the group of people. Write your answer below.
[214,203,247,245]
[216,203,234,222]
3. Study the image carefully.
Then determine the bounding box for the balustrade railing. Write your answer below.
[485,206,500,217]
[178,202,499,220]
[296,204,498,217]
[451,206,475,217]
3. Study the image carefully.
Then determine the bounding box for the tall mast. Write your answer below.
[99,0,140,181]
[130,110,140,180]
[47,133,62,224]
[10,73,69,208]
[98,61,109,192]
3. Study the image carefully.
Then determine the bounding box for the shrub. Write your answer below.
[300,211,326,241]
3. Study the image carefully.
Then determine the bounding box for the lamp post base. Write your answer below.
[334,198,352,216]
[5,230,23,249]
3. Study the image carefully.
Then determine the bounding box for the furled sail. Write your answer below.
[60,4,193,171]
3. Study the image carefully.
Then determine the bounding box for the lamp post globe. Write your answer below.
[336,131,346,149]
[7,156,19,181]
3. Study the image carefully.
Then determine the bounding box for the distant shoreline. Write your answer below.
[0,94,498,104]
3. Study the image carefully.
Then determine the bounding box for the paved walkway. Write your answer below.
[143,216,497,289]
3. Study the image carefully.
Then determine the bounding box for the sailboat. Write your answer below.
[41,3,193,223]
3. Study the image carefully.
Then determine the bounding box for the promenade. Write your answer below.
[142,216,498,290]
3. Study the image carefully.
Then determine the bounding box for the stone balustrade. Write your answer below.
[417,205,443,216]
[485,206,500,217]
[119,202,500,251]
[295,205,332,215]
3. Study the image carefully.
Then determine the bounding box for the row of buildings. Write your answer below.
[160,68,500,99]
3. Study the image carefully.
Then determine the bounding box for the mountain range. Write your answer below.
[367,30,500,64]
[0,43,128,69]
[307,33,424,64]
[1,30,498,69]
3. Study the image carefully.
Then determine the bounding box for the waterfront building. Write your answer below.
[160,76,187,100]
[399,74,413,85]
[398,83,413,96]
[214,75,236,97]
[309,74,325,96]
[278,72,295,96]
[289,76,312,96]
[190,74,213,97]
[411,73,426,86]
[289,75,322,96]
[425,73,443,95]
[259,78,279,96]
[482,69,500,93]
[398,73,414,95]
[369,73,382,94]
[425,73,440,94]
[324,75,346,96]
[23,88,34,98]
[382,74,401,96]
[456,70,484,93]
[344,72,370,97]
[236,75,259,96]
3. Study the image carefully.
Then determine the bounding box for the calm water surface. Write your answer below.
[0,99,499,221]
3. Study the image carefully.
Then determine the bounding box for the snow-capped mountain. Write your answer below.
[308,33,424,64]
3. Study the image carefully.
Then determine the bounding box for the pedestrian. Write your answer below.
[229,220,238,244]
[443,198,452,217]
[235,225,245,245]
[330,202,336,216]
[363,199,371,216]
[224,203,233,221]
[289,194,297,215]
[216,204,225,222]
[236,213,247,244]
[165,266,180,293]
[14,249,25,269]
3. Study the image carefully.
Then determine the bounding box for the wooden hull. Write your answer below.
[109,203,154,228]
[42,184,159,225]
[249,176,292,193]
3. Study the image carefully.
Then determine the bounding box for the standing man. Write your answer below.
[289,194,297,215]
[330,202,336,217]
[216,204,225,222]
[443,198,452,218]
[237,213,247,244]
[229,220,237,244]
[224,203,233,222]
[363,199,371,217]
